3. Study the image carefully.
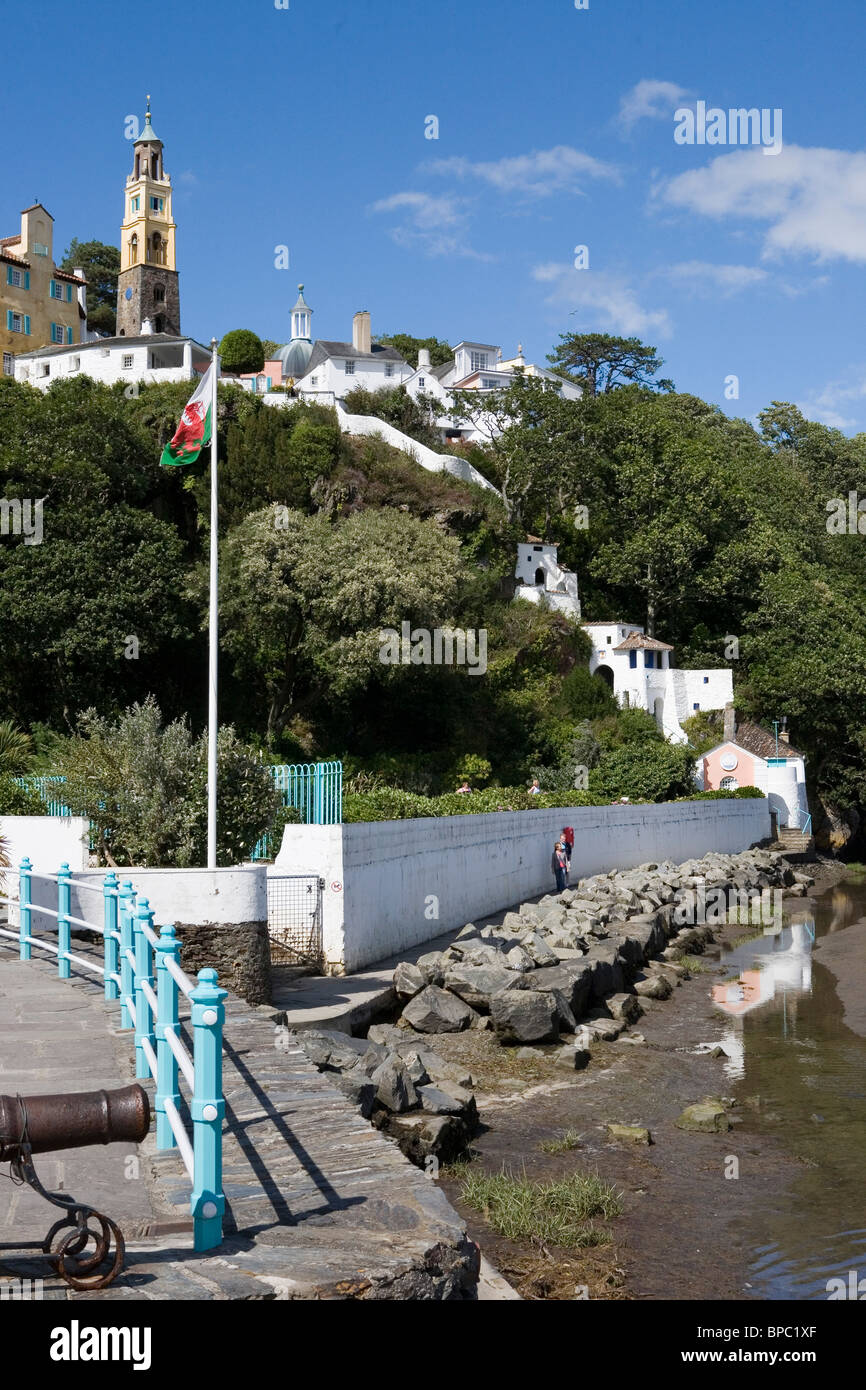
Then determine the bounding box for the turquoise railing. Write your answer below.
[0,862,225,1253]
[250,760,343,860]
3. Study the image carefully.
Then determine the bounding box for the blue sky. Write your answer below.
[5,0,866,430]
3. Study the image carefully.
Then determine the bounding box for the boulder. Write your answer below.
[504,946,535,972]
[555,1044,591,1071]
[524,961,593,1019]
[549,987,578,1034]
[583,942,626,999]
[401,1049,431,1085]
[384,1113,472,1168]
[417,1083,470,1116]
[443,964,515,1008]
[332,1071,376,1118]
[676,1100,730,1133]
[370,1056,418,1113]
[607,992,643,1024]
[634,974,673,1000]
[585,1015,624,1041]
[393,960,426,999]
[367,1023,409,1047]
[522,932,559,967]
[415,951,446,987]
[607,1123,651,1144]
[490,989,560,1044]
[402,985,476,1033]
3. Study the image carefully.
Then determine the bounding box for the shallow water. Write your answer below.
[711,875,866,1300]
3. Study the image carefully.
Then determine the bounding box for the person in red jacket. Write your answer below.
[552,841,568,893]
[561,825,575,879]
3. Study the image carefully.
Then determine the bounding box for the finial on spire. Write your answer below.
[146,93,151,119]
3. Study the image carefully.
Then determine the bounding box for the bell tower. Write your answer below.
[115,97,180,337]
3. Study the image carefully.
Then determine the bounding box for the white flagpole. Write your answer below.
[206,337,219,868]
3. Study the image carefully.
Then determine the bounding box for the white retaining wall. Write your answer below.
[275,798,772,972]
[25,866,266,934]
[0,815,90,873]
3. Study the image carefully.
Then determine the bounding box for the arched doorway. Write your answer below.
[534,567,545,586]
[595,663,614,689]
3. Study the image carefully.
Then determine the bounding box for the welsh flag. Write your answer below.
[159,362,214,466]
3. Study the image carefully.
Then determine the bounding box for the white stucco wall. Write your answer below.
[275,798,771,972]
[0,815,90,873]
[333,407,497,492]
[14,340,205,391]
[25,865,267,934]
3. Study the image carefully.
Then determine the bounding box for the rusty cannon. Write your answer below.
[0,1083,150,1290]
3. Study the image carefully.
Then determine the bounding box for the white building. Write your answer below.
[14,331,212,390]
[402,341,582,444]
[515,538,580,618]
[514,540,733,743]
[262,289,412,405]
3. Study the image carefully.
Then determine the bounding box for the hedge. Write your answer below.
[342,784,765,823]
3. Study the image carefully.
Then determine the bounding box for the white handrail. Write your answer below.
[164,1096,195,1180]
[164,953,195,998]
[164,1025,195,1089]
[140,1034,158,1084]
[140,978,158,1014]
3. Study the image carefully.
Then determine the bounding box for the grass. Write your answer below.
[455,1164,623,1248]
[539,1129,583,1154]
[675,952,713,974]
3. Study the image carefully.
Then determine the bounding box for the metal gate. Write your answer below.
[267,874,324,966]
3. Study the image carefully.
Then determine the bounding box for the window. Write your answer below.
[606,635,612,644]
[67,356,80,372]
[470,351,488,371]
[154,285,165,303]
[720,776,738,790]
[150,196,164,212]
[33,241,49,256]
[130,234,138,263]
[703,676,709,684]
[344,360,355,374]
[40,364,50,377]
[2,353,13,376]
[310,375,318,386]
[51,323,67,344]
[693,702,700,711]
[385,363,395,378]
[6,311,29,334]
[51,280,64,299]
[7,267,22,288]
[629,651,637,669]
[417,375,425,388]
[130,196,140,213]
[644,651,655,668]
[122,354,134,369]
[482,377,500,389]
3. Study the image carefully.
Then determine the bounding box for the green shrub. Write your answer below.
[0,774,46,816]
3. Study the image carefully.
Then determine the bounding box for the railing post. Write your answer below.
[57,862,71,980]
[18,857,32,961]
[314,762,323,824]
[118,882,135,1029]
[155,926,181,1150]
[190,968,227,1252]
[133,898,155,1081]
[103,871,119,1001]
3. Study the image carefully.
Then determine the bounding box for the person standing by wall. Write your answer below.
[551,840,568,893]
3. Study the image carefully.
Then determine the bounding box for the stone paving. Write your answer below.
[0,938,478,1300]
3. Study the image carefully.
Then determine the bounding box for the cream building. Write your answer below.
[1,203,86,374]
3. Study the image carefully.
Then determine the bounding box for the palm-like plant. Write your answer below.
[0,722,33,777]
[0,834,9,871]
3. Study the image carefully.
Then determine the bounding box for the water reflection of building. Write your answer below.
[712,921,814,1018]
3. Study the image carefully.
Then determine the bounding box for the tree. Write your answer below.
[260,339,281,360]
[219,329,265,375]
[547,332,674,396]
[219,506,463,741]
[343,383,443,450]
[60,240,120,337]
[55,698,280,867]
[377,333,453,368]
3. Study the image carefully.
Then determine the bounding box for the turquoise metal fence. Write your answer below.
[15,761,343,863]
[0,862,225,1253]
[250,760,343,860]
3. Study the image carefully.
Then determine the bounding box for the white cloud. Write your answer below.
[533,263,672,338]
[798,369,866,430]
[661,260,769,295]
[368,191,492,259]
[424,145,620,197]
[656,145,866,264]
[618,79,691,131]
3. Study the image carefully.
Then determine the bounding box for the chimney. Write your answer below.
[779,729,790,744]
[723,704,736,744]
[352,310,371,354]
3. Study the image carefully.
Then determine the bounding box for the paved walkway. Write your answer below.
[0,940,478,1300]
